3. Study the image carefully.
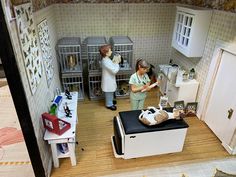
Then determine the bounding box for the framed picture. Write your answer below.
[174,100,185,110]
[185,102,198,116]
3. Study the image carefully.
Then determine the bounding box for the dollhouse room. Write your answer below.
[0,0,236,177]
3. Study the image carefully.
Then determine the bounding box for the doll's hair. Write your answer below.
[135,58,150,71]
[99,44,111,57]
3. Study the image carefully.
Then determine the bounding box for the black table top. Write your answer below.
[119,110,189,135]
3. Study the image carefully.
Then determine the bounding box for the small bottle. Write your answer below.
[49,104,57,115]
[160,93,168,108]
[189,68,195,80]
[182,71,188,81]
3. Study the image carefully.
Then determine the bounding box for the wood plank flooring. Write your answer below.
[51,89,230,177]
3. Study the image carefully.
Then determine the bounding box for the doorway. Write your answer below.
[200,41,236,154]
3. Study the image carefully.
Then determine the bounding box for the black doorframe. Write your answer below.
[0,4,46,177]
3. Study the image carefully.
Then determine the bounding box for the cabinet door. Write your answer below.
[204,51,236,145]
[174,11,194,48]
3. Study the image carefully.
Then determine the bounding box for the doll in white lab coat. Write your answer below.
[99,45,120,111]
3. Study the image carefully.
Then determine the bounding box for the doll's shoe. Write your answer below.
[113,100,117,105]
[106,105,117,111]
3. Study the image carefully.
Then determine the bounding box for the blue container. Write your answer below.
[53,96,62,106]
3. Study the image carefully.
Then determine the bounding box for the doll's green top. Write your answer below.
[129,72,150,100]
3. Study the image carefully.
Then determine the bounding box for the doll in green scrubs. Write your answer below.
[129,59,151,110]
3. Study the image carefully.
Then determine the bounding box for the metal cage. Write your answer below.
[110,36,133,72]
[57,37,82,73]
[61,72,84,100]
[85,37,107,72]
[88,72,104,100]
[115,71,132,98]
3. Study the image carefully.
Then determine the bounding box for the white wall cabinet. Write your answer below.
[166,78,199,106]
[172,6,212,57]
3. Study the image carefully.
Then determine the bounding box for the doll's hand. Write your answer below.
[141,85,150,92]
[143,85,149,89]
[145,86,151,91]
[113,54,121,64]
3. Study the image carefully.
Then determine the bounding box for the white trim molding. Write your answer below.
[222,141,236,155]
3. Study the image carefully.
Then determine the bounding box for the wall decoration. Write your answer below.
[14,3,42,95]
[185,102,198,117]
[174,100,185,110]
[37,19,54,87]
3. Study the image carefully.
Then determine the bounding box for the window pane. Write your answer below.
[185,38,189,46]
[189,17,193,27]
[185,16,188,26]
[187,28,191,37]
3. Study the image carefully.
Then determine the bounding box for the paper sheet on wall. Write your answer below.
[14,3,42,95]
[37,19,54,87]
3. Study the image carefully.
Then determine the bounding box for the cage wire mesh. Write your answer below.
[61,72,84,100]
[115,71,132,98]
[85,37,107,72]
[57,37,82,73]
[88,72,104,100]
[110,36,133,72]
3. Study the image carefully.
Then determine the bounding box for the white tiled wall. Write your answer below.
[54,4,176,67]
[33,5,61,176]
[171,10,236,103]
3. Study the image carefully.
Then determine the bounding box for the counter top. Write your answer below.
[175,69,199,87]
[44,92,78,141]
[158,64,199,87]
[175,78,199,87]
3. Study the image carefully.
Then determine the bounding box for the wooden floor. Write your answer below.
[51,89,230,177]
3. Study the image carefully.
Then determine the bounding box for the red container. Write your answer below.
[42,112,71,135]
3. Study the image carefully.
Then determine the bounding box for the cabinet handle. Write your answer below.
[228,108,234,119]
[130,136,136,138]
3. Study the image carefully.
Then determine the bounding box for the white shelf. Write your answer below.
[44,92,78,168]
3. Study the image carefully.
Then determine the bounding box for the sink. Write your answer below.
[167,67,178,82]
[159,64,172,76]
[158,64,178,83]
